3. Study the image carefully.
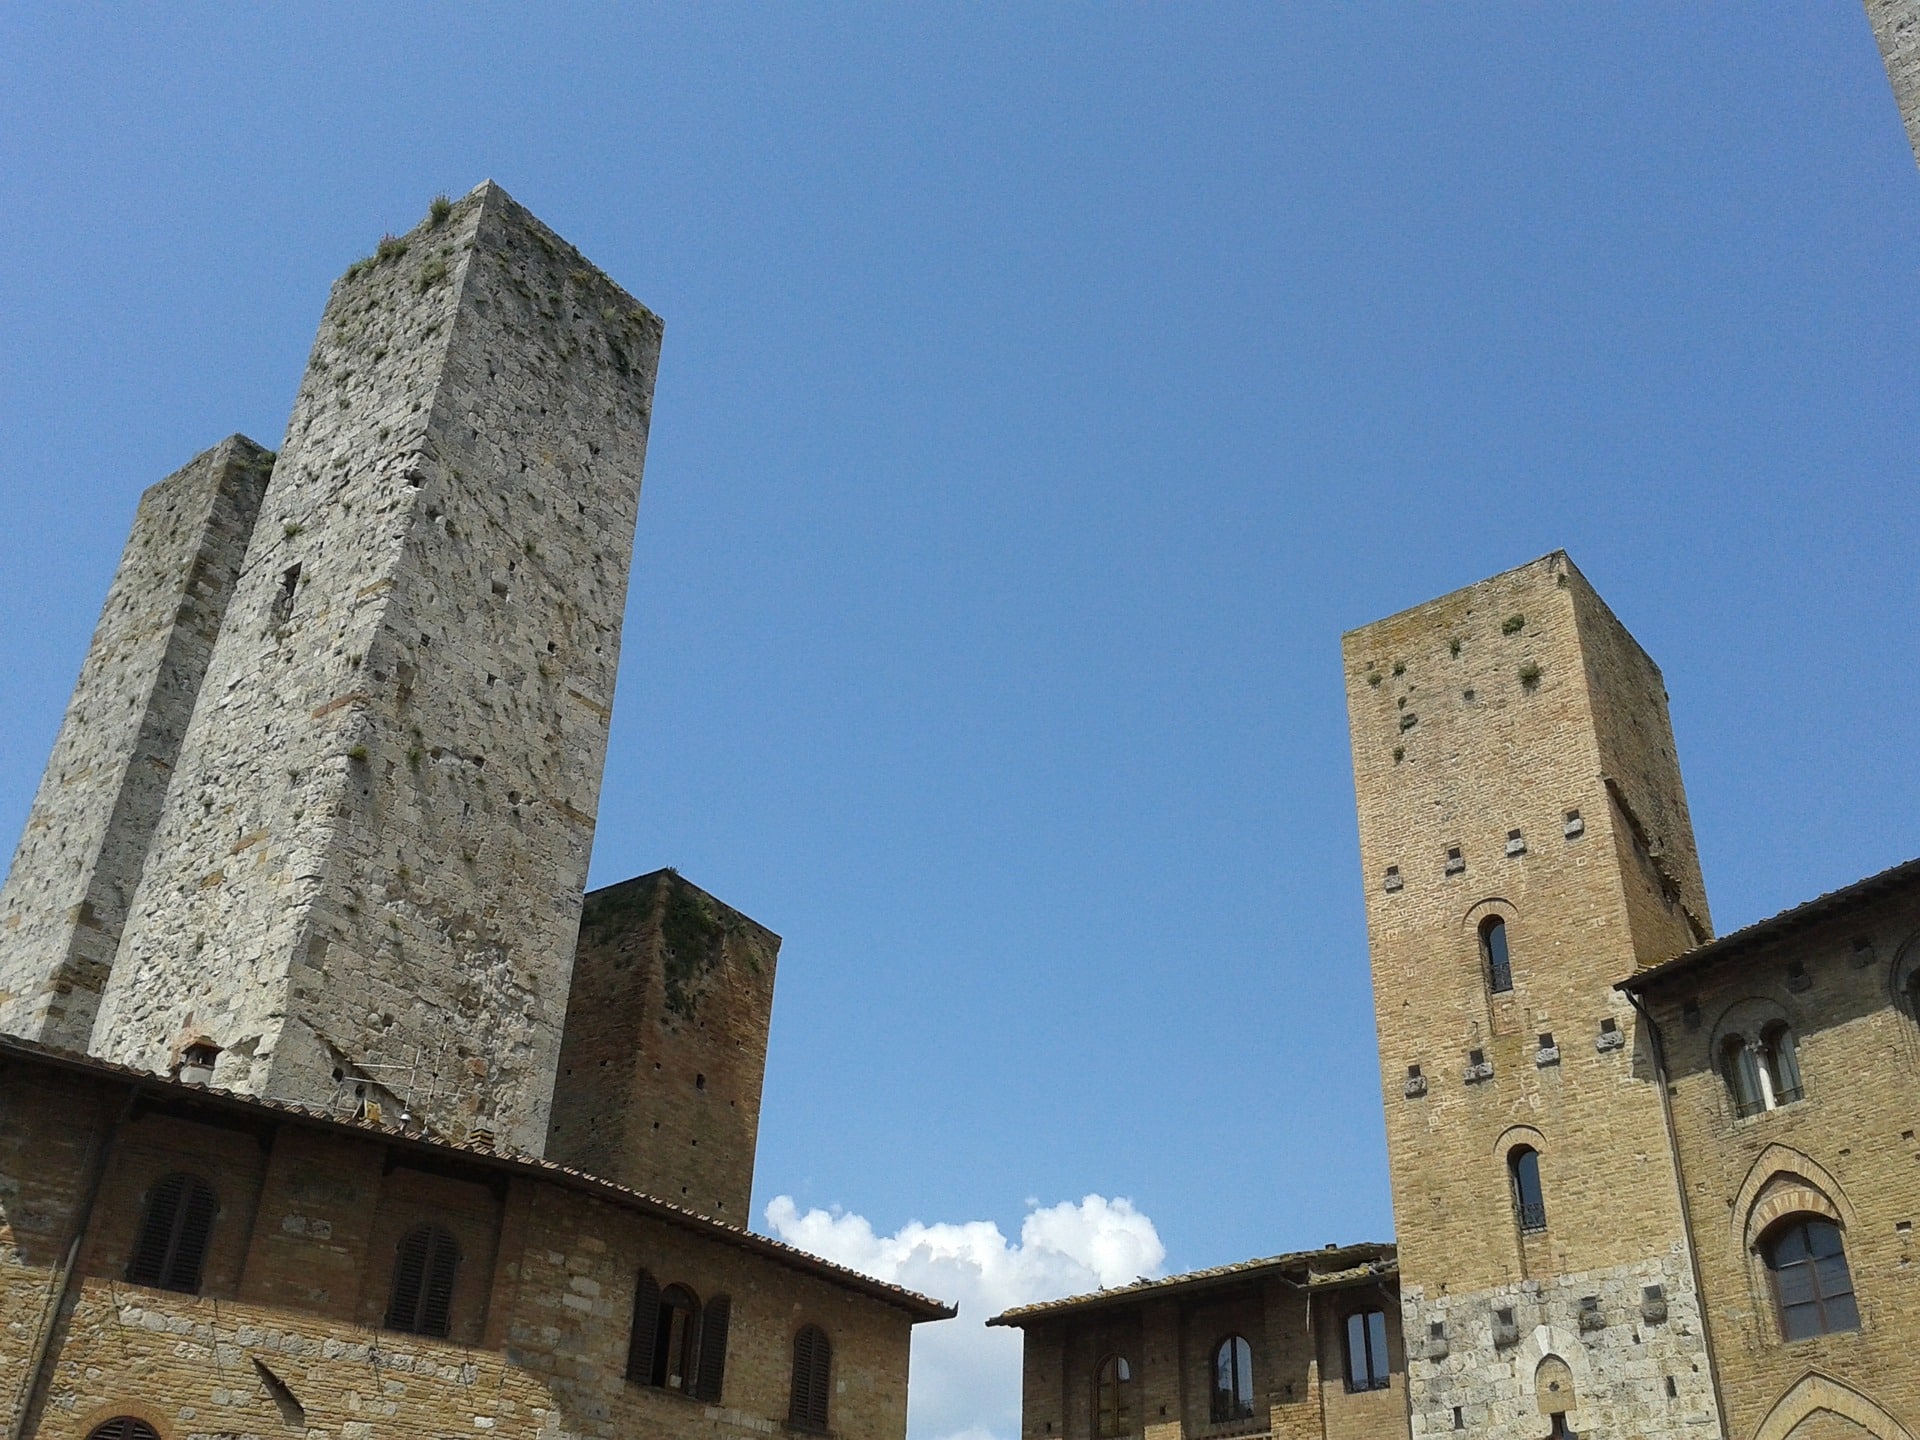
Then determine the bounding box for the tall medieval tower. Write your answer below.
[70,182,663,1156]
[1344,553,1721,1439]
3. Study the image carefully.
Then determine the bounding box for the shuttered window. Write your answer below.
[626,1269,661,1381]
[126,1172,217,1294]
[694,1294,731,1402]
[87,1421,161,1440]
[790,1323,832,1431]
[385,1222,459,1337]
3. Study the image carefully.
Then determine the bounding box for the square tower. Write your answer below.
[90,184,663,1155]
[1344,553,1720,1439]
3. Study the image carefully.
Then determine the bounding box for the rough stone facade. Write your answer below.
[0,1042,947,1440]
[1621,861,1920,1440]
[91,183,664,1155]
[1866,0,1920,170]
[0,438,272,1052]
[990,1248,1406,1440]
[547,870,779,1223]
[1342,552,1720,1439]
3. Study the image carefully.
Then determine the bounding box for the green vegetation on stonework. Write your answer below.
[429,195,453,226]
[1502,613,1525,635]
[1519,661,1543,689]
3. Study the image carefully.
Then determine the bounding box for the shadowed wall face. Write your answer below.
[547,870,780,1221]
[0,437,272,1051]
[92,184,664,1154]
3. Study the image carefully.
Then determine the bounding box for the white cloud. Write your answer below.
[765,1193,1166,1440]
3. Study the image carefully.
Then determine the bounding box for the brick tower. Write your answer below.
[0,438,272,1050]
[88,183,663,1156]
[1343,553,1721,1439]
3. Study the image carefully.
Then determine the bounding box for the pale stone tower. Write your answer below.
[89,183,663,1155]
[1866,0,1920,169]
[0,438,272,1049]
[1344,553,1721,1440]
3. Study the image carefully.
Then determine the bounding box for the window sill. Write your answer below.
[1733,1097,1809,1126]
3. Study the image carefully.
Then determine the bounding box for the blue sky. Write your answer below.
[4,7,1918,1436]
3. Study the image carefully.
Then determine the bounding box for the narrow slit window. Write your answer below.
[1509,1147,1547,1232]
[1481,916,1513,993]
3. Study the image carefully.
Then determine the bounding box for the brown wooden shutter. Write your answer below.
[791,1324,831,1429]
[87,1421,160,1440]
[164,1176,218,1292]
[420,1226,458,1337]
[694,1294,730,1401]
[386,1226,431,1331]
[126,1173,185,1286]
[626,1269,660,1381]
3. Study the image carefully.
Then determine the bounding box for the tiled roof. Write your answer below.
[985,1242,1396,1326]
[1617,854,1920,995]
[0,1034,955,1322]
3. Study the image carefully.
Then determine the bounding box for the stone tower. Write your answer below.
[0,438,272,1050]
[88,183,664,1156]
[1343,553,1721,1440]
[546,869,781,1221]
[1866,0,1920,170]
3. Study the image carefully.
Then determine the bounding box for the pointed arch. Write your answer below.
[1752,1372,1916,1440]
[1733,1146,1857,1249]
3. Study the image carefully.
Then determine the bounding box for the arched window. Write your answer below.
[790,1323,832,1431]
[1509,1147,1547,1232]
[126,1172,217,1294]
[1094,1353,1135,1436]
[1722,1036,1766,1118]
[1209,1334,1254,1423]
[1762,1216,1859,1340]
[1761,1023,1803,1106]
[87,1422,160,1440]
[385,1222,459,1337]
[1903,964,1920,1021]
[1344,1309,1389,1392]
[1481,916,1513,994]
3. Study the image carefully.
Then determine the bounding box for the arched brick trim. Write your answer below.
[1709,996,1793,1061]
[1489,1123,1545,1159]
[1462,896,1516,926]
[1747,1180,1841,1250]
[1752,1371,1915,1440]
[1733,1146,1856,1249]
[1890,932,1920,1014]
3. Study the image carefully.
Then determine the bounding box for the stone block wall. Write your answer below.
[93,183,665,1154]
[1342,552,1718,1436]
[547,870,780,1221]
[1633,873,1920,1440]
[0,437,271,1050]
[0,1055,933,1440]
[1867,0,1920,171]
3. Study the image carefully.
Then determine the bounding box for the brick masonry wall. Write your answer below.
[1342,553,1718,1438]
[1638,879,1920,1439]
[0,438,271,1051]
[1010,1268,1408,1440]
[547,871,780,1222]
[92,184,664,1154]
[0,1061,924,1440]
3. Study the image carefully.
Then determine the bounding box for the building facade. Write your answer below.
[0,185,953,1439]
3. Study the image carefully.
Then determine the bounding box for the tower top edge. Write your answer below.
[1340,550,1578,645]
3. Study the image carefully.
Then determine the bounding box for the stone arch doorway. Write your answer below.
[1753,1373,1915,1440]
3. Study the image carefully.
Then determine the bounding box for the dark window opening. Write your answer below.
[385,1222,458,1337]
[127,1172,218,1294]
[1510,1147,1547,1232]
[1210,1334,1255,1422]
[272,563,301,627]
[790,1323,832,1431]
[1763,1217,1859,1340]
[87,1422,161,1440]
[1481,916,1513,993]
[1344,1310,1390,1392]
[1095,1353,1135,1437]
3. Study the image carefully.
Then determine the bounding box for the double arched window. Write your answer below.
[790,1323,832,1431]
[1721,1023,1804,1117]
[127,1171,218,1294]
[1762,1216,1859,1340]
[627,1270,730,1400]
[1480,916,1513,994]
[1509,1146,1547,1233]
[386,1222,459,1337]
[1094,1353,1135,1436]
[1209,1334,1254,1423]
